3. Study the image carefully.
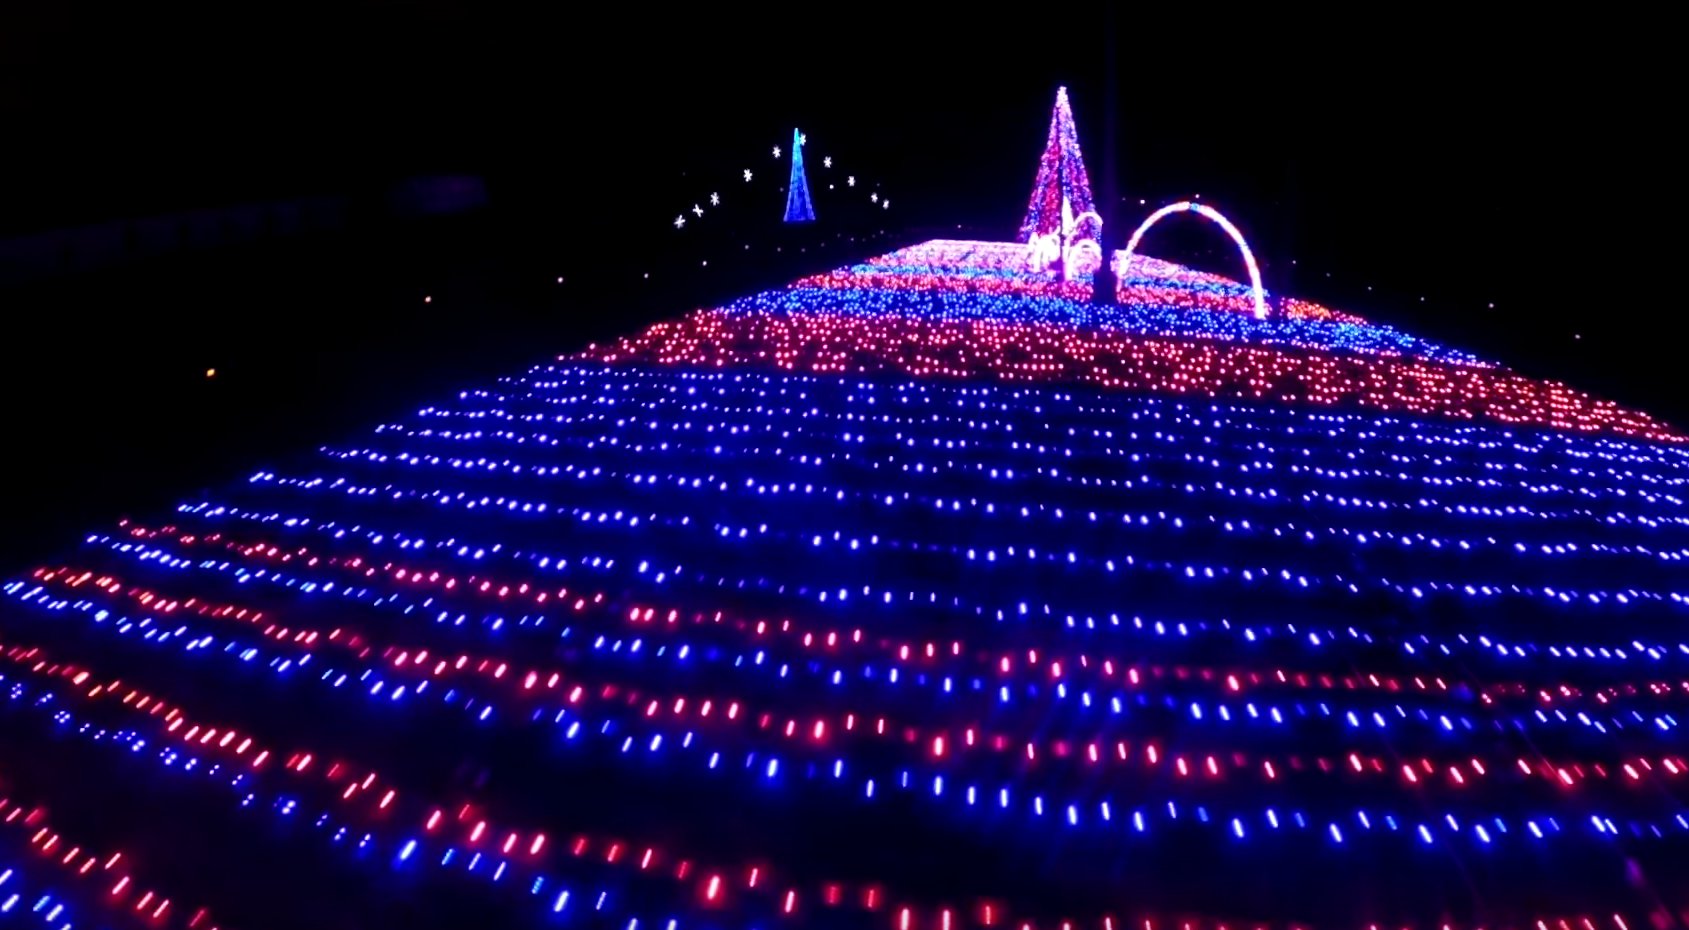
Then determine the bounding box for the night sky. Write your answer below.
[3,11,1673,291]
[0,7,1679,559]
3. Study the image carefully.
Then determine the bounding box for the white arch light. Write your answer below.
[1120,201,1270,319]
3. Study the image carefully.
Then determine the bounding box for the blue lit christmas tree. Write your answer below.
[783,127,817,223]
[1020,86,1101,244]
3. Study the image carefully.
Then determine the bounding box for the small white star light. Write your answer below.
[882,199,890,209]
[691,203,704,217]
[743,169,753,182]
[823,156,832,168]
[772,145,782,158]
[870,192,879,203]
[797,132,806,146]
[709,192,720,206]
[674,215,685,229]
[847,175,856,187]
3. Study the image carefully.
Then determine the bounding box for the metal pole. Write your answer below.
[1092,7,1119,305]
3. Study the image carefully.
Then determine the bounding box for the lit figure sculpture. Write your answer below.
[1119,201,1271,319]
[784,128,817,223]
[1021,87,1102,278]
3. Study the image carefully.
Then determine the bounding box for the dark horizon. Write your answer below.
[4,10,1674,379]
[2,9,1681,567]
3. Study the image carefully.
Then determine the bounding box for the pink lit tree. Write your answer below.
[1020,86,1103,251]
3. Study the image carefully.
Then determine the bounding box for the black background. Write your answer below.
[0,5,1679,568]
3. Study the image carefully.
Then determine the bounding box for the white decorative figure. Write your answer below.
[1027,195,1106,280]
[1064,238,1102,278]
[1027,232,1062,272]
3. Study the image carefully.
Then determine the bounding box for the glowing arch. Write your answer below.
[1120,202,1270,319]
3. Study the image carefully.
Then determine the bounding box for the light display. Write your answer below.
[674,131,886,232]
[1121,202,1270,319]
[4,97,1688,930]
[1019,87,1102,247]
[784,128,816,224]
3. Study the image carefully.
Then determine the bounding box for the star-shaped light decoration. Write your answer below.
[673,215,685,229]
[823,156,832,168]
[743,169,753,182]
[882,199,890,209]
[847,175,856,187]
[709,192,720,206]
[691,204,704,217]
[797,132,806,146]
[870,192,879,203]
[772,145,781,158]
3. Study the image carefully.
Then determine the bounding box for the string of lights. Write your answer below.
[140,498,1689,709]
[0,856,83,929]
[580,311,1676,442]
[1,579,1682,930]
[672,130,887,230]
[0,789,218,930]
[20,558,1689,808]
